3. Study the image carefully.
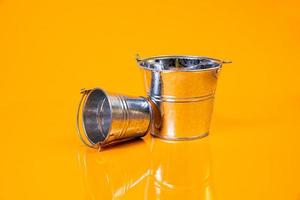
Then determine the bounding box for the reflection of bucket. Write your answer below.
[137,55,227,140]
[147,137,213,199]
[77,137,213,199]
[77,88,151,148]
[77,140,150,199]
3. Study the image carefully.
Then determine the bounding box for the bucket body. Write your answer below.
[77,88,151,148]
[137,55,222,140]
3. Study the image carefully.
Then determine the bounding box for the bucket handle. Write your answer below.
[76,88,99,149]
[215,60,231,77]
[221,60,232,64]
[136,54,142,62]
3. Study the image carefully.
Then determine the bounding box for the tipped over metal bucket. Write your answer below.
[137,55,228,140]
[77,88,152,148]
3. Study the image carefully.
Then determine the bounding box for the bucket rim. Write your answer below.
[81,88,113,147]
[136,55,223,73]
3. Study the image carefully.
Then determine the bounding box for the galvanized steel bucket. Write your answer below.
[137,55,229,140]
[77,88,152,148]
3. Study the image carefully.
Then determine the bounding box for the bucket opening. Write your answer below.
[138,56,221,72]
[83,89,112,145]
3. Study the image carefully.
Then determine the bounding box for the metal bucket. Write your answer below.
[137,55,228,140]
[77,88,152,148]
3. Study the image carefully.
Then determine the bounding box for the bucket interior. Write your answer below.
[138,56,221,71]
[83,89,111,144]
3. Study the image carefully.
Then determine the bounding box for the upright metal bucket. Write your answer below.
[137,55,226,140]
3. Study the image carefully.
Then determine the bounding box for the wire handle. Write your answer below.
[135,53,142,62]
[76,88,99,149]
[222,60,232,64]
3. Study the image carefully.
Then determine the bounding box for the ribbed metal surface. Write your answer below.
[77,88,151,148]
[137,55,223,140]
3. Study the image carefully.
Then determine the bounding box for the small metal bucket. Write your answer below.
[137,55,229,140]
[77,88,152,148]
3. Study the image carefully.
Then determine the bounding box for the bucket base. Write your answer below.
[150,132,209,141]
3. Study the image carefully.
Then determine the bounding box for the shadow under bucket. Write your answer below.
[137,55,228,140]
[77,88,151,148]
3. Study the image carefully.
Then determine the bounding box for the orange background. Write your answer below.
[0,0,300,199]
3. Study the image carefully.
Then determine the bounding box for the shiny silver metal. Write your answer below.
[137,55,227,140]
[77,88,151,148]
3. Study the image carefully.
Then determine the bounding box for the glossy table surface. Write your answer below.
[0,0,300,199]
[0,100,299,199]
